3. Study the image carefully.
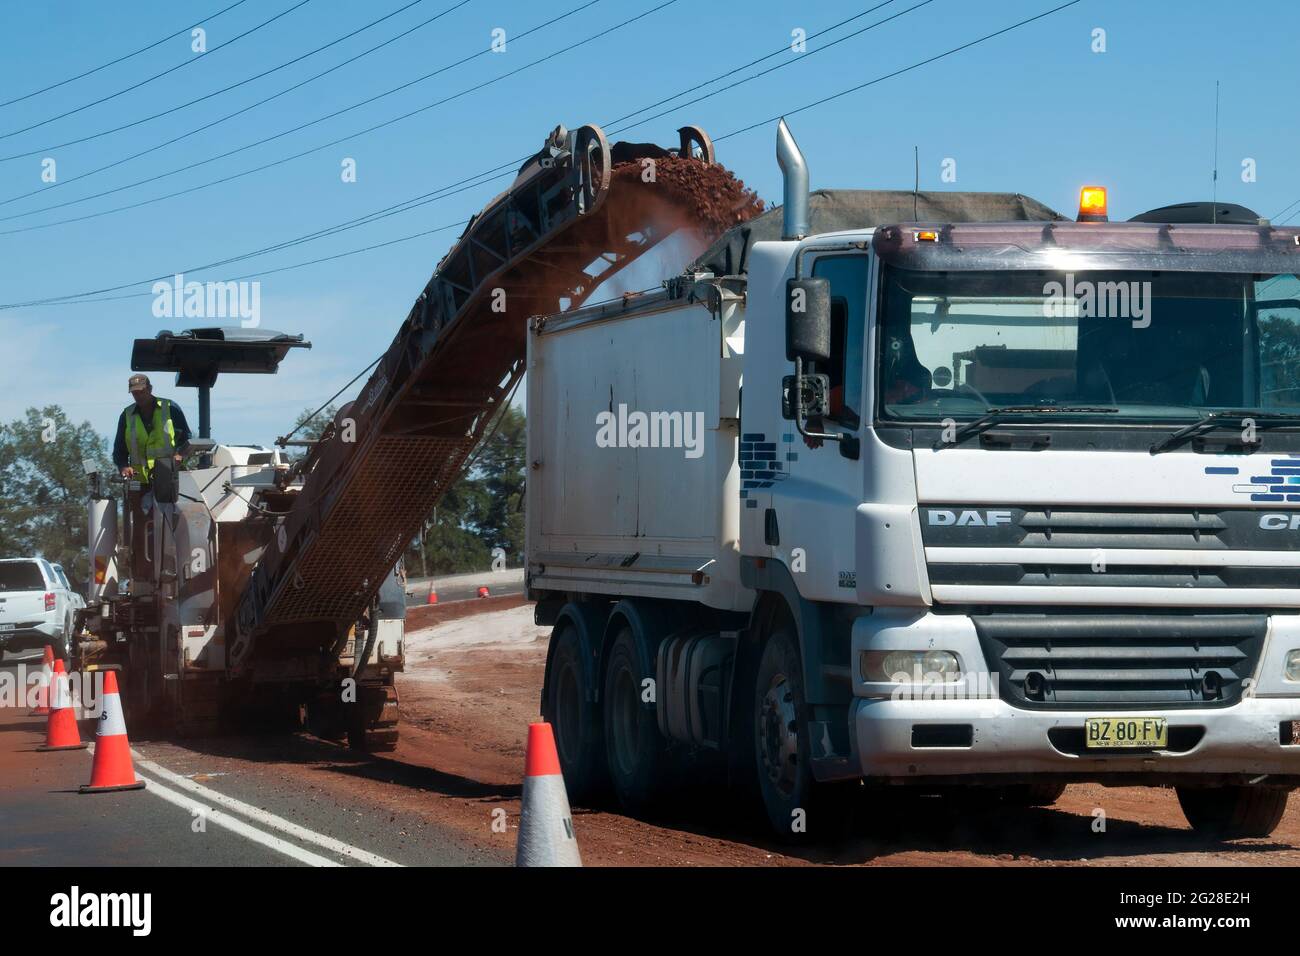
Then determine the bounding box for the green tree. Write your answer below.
[401,405,527,576]
[284,404,340,460]
[0,406,111,589]
[285,402,526,577]
[474,406,526,566]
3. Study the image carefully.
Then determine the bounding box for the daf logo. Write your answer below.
[1259,513,1300,530]
[927,509,1013,527]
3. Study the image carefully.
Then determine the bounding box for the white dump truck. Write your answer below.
[526,120,1300,839]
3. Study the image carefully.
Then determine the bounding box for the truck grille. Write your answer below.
[972,612,1267,709]
[920,506,1300,596]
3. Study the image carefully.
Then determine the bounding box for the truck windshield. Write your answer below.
[877,266,1300,422]
[0,561,45,591]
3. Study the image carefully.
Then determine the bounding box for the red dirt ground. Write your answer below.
[297,602,1300,867]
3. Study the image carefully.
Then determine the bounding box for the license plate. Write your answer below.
[1085,716,1168,749]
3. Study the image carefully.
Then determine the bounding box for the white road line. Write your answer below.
[137,776,342,867]
[131,752,403,867]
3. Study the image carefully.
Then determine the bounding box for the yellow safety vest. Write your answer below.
[123,399,176,483]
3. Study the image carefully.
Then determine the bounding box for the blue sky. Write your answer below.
[0,0,1292,446]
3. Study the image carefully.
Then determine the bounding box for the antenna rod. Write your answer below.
[913,145,919,220]
[1212,80,1220,223]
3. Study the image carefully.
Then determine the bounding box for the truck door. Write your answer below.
[775,250,870,603]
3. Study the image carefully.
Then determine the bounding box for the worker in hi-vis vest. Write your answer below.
[112,374,193,483]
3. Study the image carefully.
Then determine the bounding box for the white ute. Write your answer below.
[0,557,80,660]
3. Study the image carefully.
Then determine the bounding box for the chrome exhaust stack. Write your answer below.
[776,118,809,241]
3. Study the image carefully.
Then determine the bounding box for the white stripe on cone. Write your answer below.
[51,671,73,710]
[516,773,582,867]
[97,690,128,737]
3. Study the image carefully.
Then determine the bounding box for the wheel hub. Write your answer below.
[759,675,799,796]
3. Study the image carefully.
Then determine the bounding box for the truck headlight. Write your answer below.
[1286,649,1300,682]
[862,650,962,683]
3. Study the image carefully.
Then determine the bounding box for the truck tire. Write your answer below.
[751,623,853,840]
[1176,786,1290,839]
[543,622,605,802]
[602,625,670,815]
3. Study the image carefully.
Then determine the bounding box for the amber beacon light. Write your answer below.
[1077,185,1109,222]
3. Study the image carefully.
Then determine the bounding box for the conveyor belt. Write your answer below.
[230,123,714,672]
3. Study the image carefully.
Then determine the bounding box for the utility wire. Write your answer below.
[1,0,1081,310]
[602,0,904,131]
[0,0,470,208]
[0,0,617,223]
[0,0,251,109]
[608,0,935,139]
[710,0,1084,144]
[4,0,877,236]
[0,0,584,163]
[0,0,660,234]
[0,0,317,142]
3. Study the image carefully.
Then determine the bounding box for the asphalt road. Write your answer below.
[0,663,505,867]
[404,569,524,606]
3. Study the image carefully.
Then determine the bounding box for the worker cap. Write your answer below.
[127,374,151,393]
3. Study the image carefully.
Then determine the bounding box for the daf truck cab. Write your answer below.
[528,122,1300,841]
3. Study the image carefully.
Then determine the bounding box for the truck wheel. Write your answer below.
[543,622,605,802]
[752,624,852,840]
[1176,786,1290,839]
[602,625,670,815]
[999,782,1067,807]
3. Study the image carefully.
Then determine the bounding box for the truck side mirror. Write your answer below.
[785,277,832,364]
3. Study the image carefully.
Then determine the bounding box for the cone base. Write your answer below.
[79,780,145,794]
[37,742,89,752]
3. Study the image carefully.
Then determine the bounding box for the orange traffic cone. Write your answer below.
[426,585,438,605]
[477,586,490,599]
[515,722,582,867]
[79,670,145,794]
[37,659,88,752]
[28,644,53,716]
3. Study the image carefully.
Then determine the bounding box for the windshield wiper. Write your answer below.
[1149,411,1300,455]
[934,405,1119,450]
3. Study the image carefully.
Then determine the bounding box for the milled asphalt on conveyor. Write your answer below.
[0,662,506,867]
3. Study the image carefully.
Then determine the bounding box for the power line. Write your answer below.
[0,164,513,308]
[0,0,581,165]
[0,0,252,109]
[0,0,957,301]
[0,0,472,209]
[608,0,935,139]
[601,0,905,131]
[10,220,473,309]
[712,0,1084,144]
[0,0,656,232]
[1269,194,1300,223]
[0,0,317,143]
[2,0,1081,310]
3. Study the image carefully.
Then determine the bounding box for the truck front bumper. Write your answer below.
[848,609,1300,785]
[851,695,1300,782]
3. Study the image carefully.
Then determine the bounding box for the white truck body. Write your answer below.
[526,288,749,613]
[525,162,1300,839]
